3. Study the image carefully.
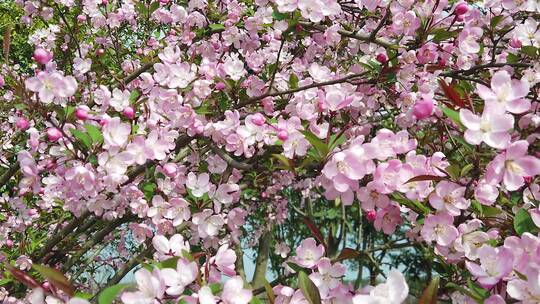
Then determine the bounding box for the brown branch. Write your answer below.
[236,71,369,108]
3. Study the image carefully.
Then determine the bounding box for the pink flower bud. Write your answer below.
[42,282,50,289]
[376,53,387,63]
[0,75,4,87]
[99,119,108,126]
[509,38,522,48]
[162,163,177,177]
[251,113,265,126]
[455,3,469,16]
[412,100,434,120]
[159,0,169,3]
[524,176,533,184]
[215,82,226,90]
[16,117,29,130]
[366,210,377,222]
[33,48,52,65]
[46,128,62,142]
[101,0,108,5]
[123,106,135,120]
[277,130,288,141]
[5,240,13,247]
[28,209,37,216]
[96,48,105,57]
[75,108,89,120]
[77,14,87,22]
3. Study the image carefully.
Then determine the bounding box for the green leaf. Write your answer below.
[159,256,179,269]
[209,283,222,294]
[129,90,141,103]
[289,73,299,89]
[32,264,74,296]
[521,46,538,58]
[263,278,276,303]
[300,130,329,159]
[208,24,225,31]
[490,15,505,28]
[446,283,483,303]
[514,208,538,236]
[148,1,159,14]
[298,271,321,304]
[70,129,93,150]
[506,53,520,64]
[446,164,461,180]
[250,298,264,304]
[286,262,307,273]
[98,283,130,304]
[84,124,103,145]
[460,163,474,177]
[431,29,458,42]
[272,10,289,21]
[440,106,464,129]
[467,278,490,300]
[419,276,439,304]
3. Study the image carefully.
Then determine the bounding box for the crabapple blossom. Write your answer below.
[485,140,540,191]
[429,181,470,216]
[421,213,459,246]
[465,245,513,287]
[459,108,514,149]
[222,276,252,304]
[291,238,325,269]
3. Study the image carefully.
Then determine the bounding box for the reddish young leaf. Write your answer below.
[438,79,467,109]
[333,248,362,262]
[405,175,446,184]
[419,276,440,304]
[32,264,75,297]
[5,264,41,289]
[302,217,327,249]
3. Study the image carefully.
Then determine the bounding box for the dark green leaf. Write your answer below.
[98,284,130,304]
[521,46,538,58]
[208,24,225,31]
[129,90,141,103]
[300,130,329,159]
[70,129,92,150]
[84,124,103,145]
[440,106,464,129]
[272,11,289,21]
[298,271,321,304]
[514,208,538,236]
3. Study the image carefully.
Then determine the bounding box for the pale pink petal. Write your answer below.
[459,109,481,130]
[484,132,510,149]
[464,129,483,145]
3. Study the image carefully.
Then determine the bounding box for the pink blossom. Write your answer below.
[191,209,224,238]
[352,269,409,304]
[373,204,402,235]
[25,71,77,104]
[477,70,530,114]
[222,276,252,304]
[152,234,190,260]
[465,245,513,287]
[186,172,211,197]
[421,213,459,246]
[121,268,165,304]
[102,117,131,148]
[291,238,325,269]
[429,181,470,216]
[485,140,540,191]
[161,258,198,295]
[459,109,514,149]
[309,258,346,299]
